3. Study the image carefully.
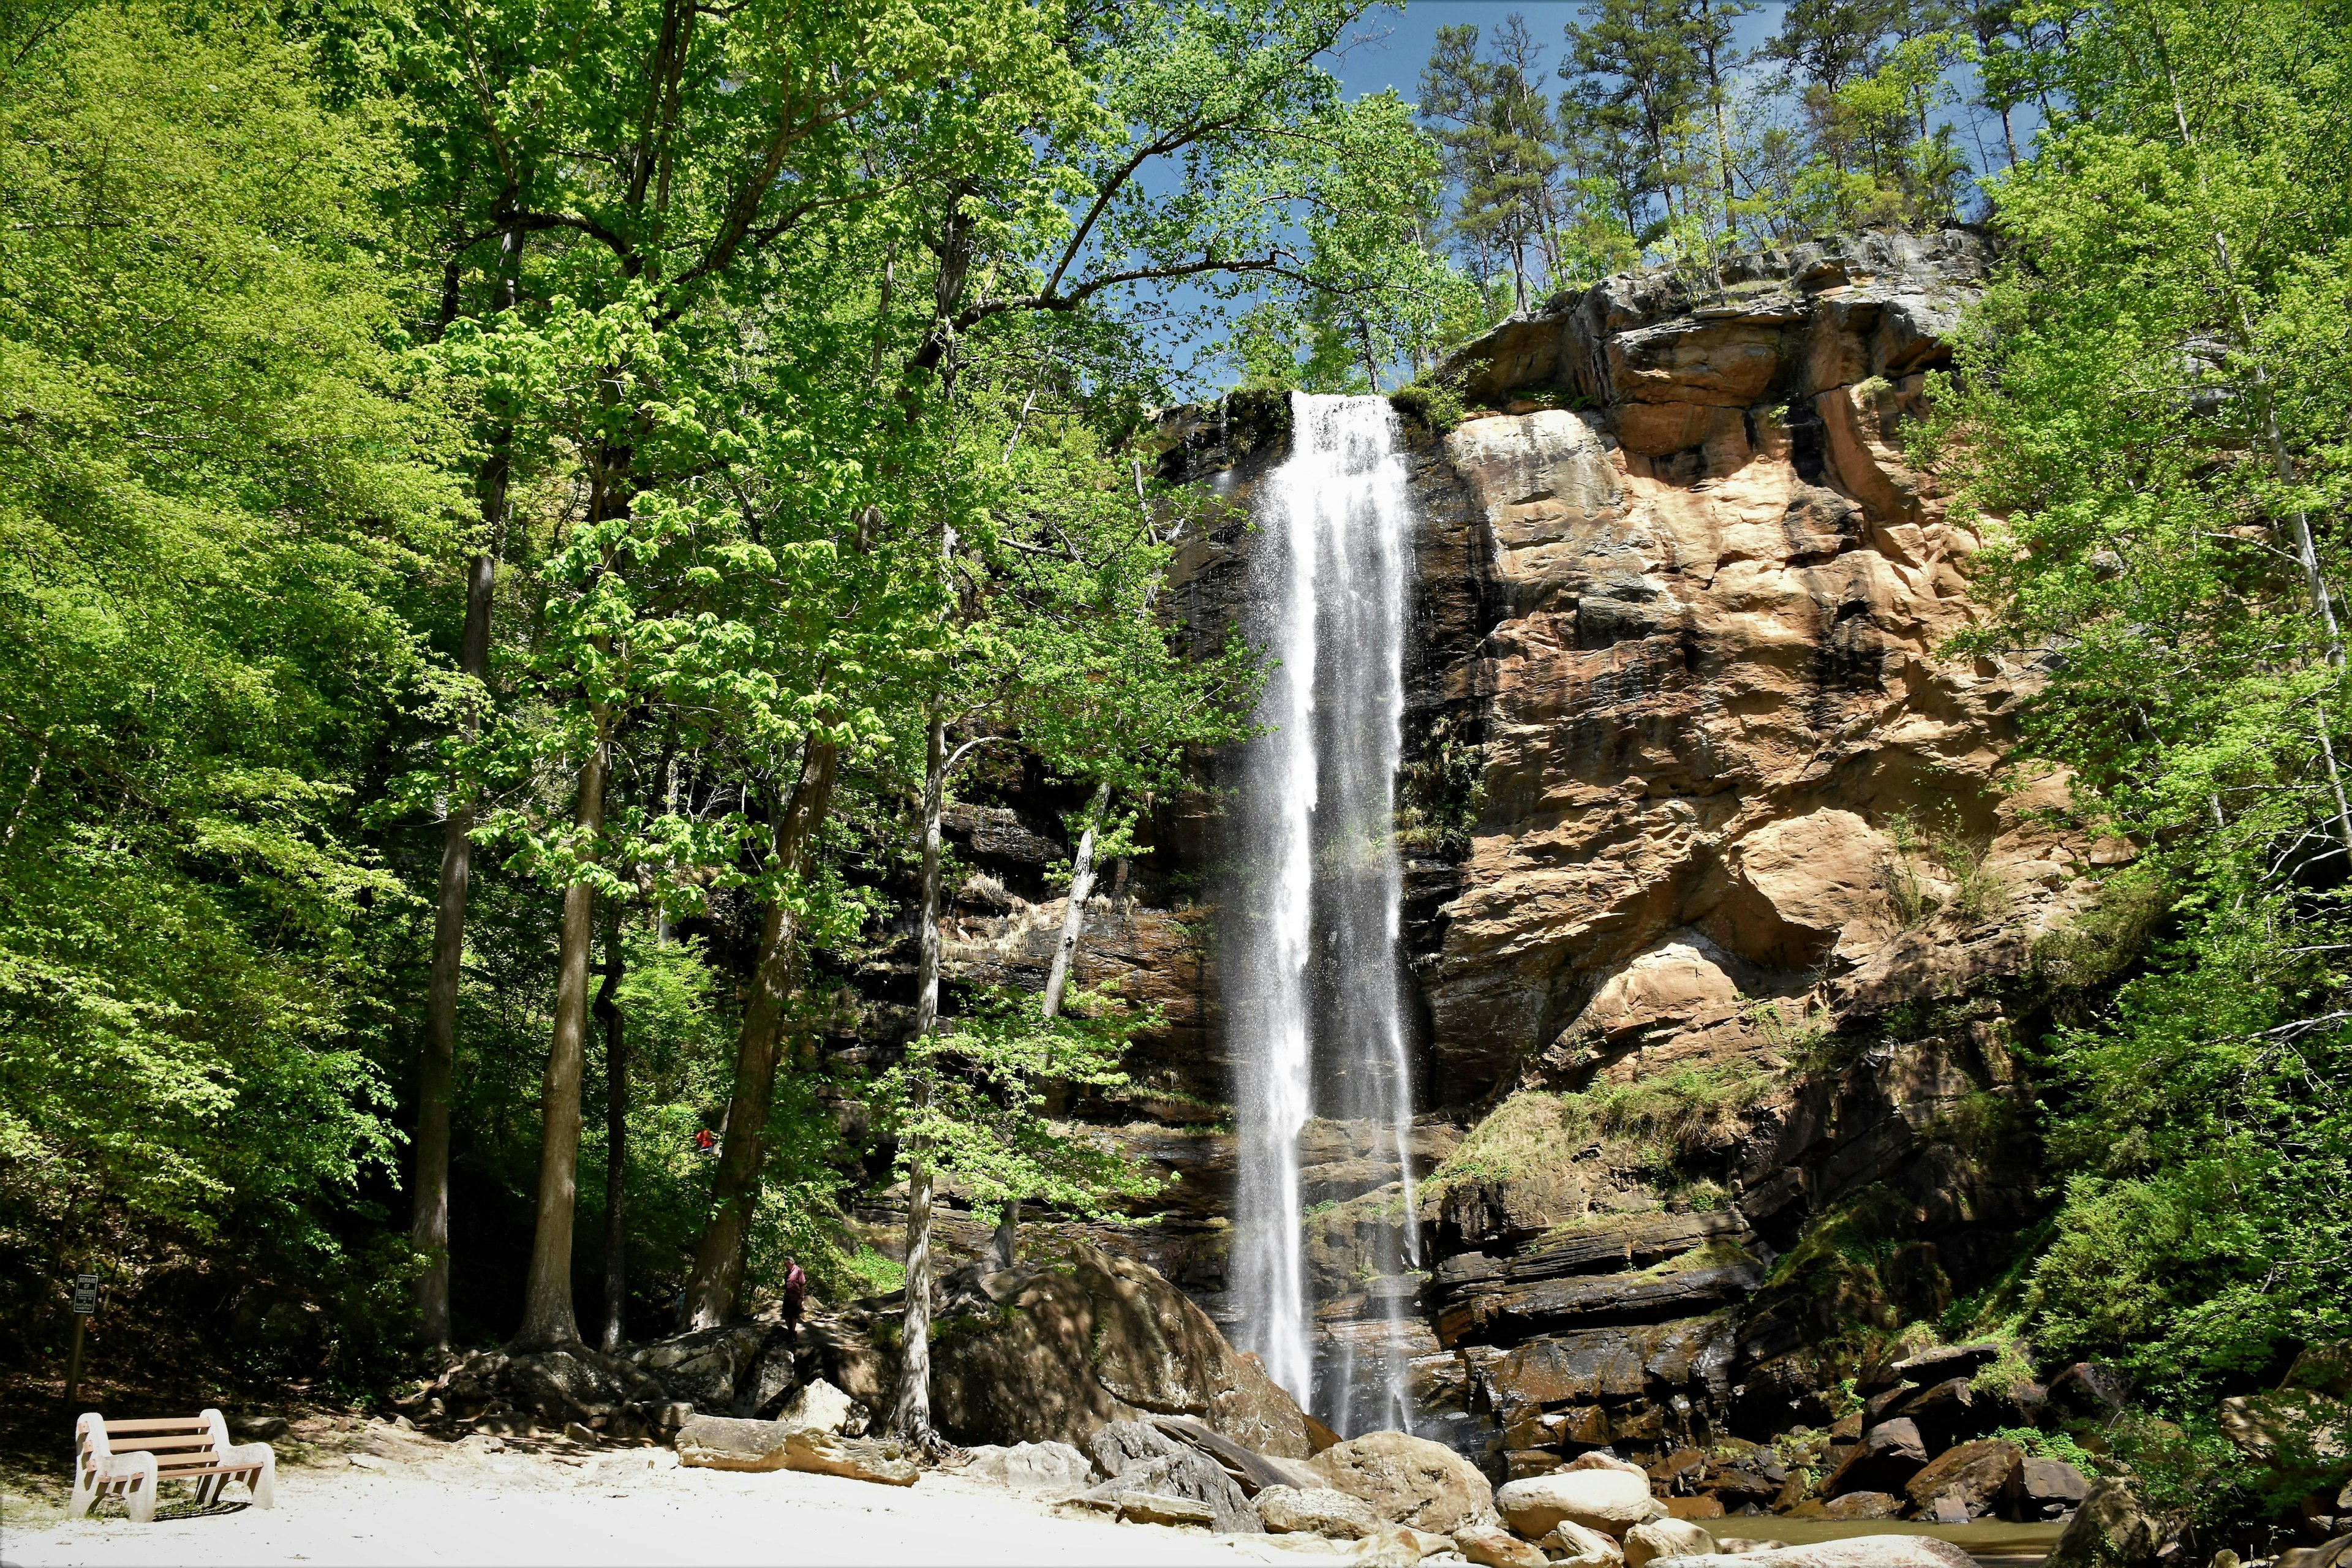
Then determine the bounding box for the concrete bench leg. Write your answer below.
[123,1453,159,1524]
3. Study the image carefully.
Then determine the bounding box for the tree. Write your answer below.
[1562,0,1705,239]
[0,0,459,1316]
[1917,0,2352,1419]
[1421,18,1566,312]
[673,0,1445,1334]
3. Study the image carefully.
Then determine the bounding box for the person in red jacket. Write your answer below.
[782,1257,807,1330]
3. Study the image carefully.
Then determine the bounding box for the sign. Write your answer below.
[70,1273,99,1315]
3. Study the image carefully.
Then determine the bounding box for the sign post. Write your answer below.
[64,1273,97,1409]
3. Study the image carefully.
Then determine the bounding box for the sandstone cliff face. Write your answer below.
[886,229,2105,1477]
[1418,227,2088,1109]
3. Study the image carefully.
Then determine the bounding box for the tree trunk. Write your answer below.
[679,734,840,1327]
[891,710,948,1444]
[595,913,628,1353]
[1001,780,1114,1268]
[1042,782,1110,1020]
[414,535,499,1350]
[415,221,521,1348]
[513,722,609,1350]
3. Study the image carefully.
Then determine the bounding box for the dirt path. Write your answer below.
[1,1444,1346,1568]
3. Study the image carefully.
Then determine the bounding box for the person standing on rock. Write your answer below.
[783,1257,807,1331]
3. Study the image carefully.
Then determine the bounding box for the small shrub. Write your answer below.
[1990,1425,2101,1472]
[1883,805,2007,927]
[1389,379,1466,433]
[2032,868,2174,990]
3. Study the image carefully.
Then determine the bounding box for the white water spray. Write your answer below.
[1229,393,1422,1434]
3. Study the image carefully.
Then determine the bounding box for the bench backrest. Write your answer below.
[77,1411,233,1480]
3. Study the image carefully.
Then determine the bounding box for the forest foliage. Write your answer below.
[0,0,2345,1456]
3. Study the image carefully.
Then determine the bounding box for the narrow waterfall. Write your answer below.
[1228,392,1423,1436]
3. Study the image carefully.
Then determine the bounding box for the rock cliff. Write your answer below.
[864,228,2111,1488]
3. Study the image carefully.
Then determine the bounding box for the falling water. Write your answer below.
[1228,393,1422,1435]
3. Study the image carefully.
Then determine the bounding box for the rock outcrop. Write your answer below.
[810,1241,1310,1459]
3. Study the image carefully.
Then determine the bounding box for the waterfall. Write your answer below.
[1228,392,1422,1435]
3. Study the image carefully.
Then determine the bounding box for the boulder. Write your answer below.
[781,1378,863,1436]
[1308,1430,1499,1534]
[1076,1450,1259,1534]
[1888,1344,2001,1384]
[2042,1478,2159,1568]
[923,1245,1310,1457]
[1543,1521,1629,1568]
[1644,1540,1973,1568]
[1091,1419,1183,1477]
[2218,1389,2348,1464]
[1496,1468,1663,1539]
[629,1324,773,1413]
[1902,1439,2021,1518]
[1821,1493,1902,1520]
[1569,1451,1651,1477]
[963,1440,1093,1496]
[1359,1525,1436,1568]
[2045,1363,2132,1422]
[2284,1342,2352,1399]
[1150,1414,1321,1493]
[1118,1492,1216,1528]
[780,1427,919,1487]
[1665,1496,1726,1519]
[2007,1457,2090,1520]
[1256,1485,1385,1540]
[1824,1418,1926,1497]
[676,1414,796,1472]
[1624,1518,1718,1567]
[1456,1521,1551,1568]
[503,1344,669,1423]
[733,1333,799,1419]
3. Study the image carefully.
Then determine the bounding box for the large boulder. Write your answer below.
[1624,1517,1717,1567]
[1903,1438,2020,1518]
[2042,1479,2160,1568]
[1308,1430,1499,1534]
[2007,1456,2090,1520]
[1824,1417,1928,1497]
[1544,1521,1629,1568]
[1074,1449,1259,1534]
[1457,1521,1552,1568]
[922,1244,1310,1457]
[1496,1468,1663,1539]
[1257,1485,1385,1540]
[1090,1418,1183,1477]
[1646,1540,1973,1568]
[673,1414,918,1486]
[630,1323,775,1413]
[780,1377,864,1436]
[676,1414,794,1472]
[962,1440,1093,1496]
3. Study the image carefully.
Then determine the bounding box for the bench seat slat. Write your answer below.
[103,1418,211,1433]
[110,1437,216,1452]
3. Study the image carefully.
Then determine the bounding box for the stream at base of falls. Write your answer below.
[1226,391,1425,1437]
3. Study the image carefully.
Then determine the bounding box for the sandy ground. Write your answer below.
[1,1440,1354,1568]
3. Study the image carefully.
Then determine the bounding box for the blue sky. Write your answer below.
[1327,1,1785,100]
[1142,1,2017,393]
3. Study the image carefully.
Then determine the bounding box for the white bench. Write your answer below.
[72,1409,276,1523]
